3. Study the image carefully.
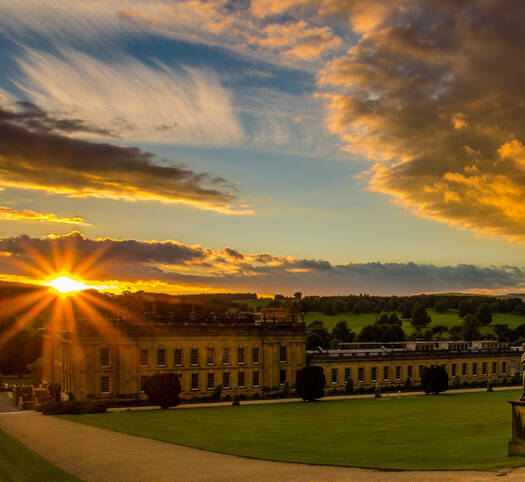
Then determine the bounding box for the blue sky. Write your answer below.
[1,1,525,295]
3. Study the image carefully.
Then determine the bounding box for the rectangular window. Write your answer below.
[100,348,110,367]
[207,347,215,365]
[223,347,230,364]
[407,366,413,379]
[331,368,338,384]
[492,361,498,376]
[452,363,457,377]
[174,348,182,366]
[238,371,245,388]
[191,373,199,391]
[191,348,199,366]
[502,361,507,374]
[157,349,166,367]
[140,375,147,392]
[358,367,364,382]
[253,370,260,387]
[140,349,148,367]
[383,366,390,381]
[237,347,245,364]
[100,376,110,394]
[223,372,230,388]
[279,346,287,362]
[462,363,468,377]
[344,367,351,382]
[207,372,214,390]
[279,369,287,385]
[472,362,478,376]
[395,366,401,381]
[371,367,377,382]
[418,365,424,379]
[252,347,260,364]
[482,362,487,375]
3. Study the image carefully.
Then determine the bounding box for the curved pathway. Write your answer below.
[1,411,525,481]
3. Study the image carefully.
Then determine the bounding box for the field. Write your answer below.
[0,428,78,481]
[61,390,524,471]
[304,309,525,336]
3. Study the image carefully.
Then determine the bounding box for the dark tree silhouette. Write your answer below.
[296,366,326,401]
[145,373,181,409]
[421,365,449,395]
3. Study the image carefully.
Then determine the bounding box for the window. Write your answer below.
[223,347,230,364]
[492,361,498,376]
[331,368,338,384]
[395,366,401,381]
[237,347,245,364]
[482,362,487,376]
[174,348,182,366]
[100,376,110,394]
[223,372,230,388]
[358,367,364,382]
[407,366,413,379]
[502,361,507,374]
[140,349,148,367]
[279,369,287,385]
[100,348,110,367]
[451,363,457,377]
[371,367,377,382]
[207,372,215,390]
[157,349,166,367]
[472,362,478,376]
[383,366,390,381]
[462,363,467,377]
[191,373,199,391]
[207,347,215,365]
[191,348,199,366]
[418,365,424,379]
[140,375,147,392]
[279,346,287,362]
[238,371,245,388]
[344,367,351,382]
[253,371,260,387]
[252,347,260,364]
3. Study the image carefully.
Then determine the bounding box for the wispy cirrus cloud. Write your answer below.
[0,206,88,225]
[2,232,524,295]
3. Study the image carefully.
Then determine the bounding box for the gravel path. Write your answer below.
[2,411,525,481]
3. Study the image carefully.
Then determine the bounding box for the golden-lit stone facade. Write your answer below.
[42,319,306,399]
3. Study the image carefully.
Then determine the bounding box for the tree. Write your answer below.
[431,325,448,337]
[421,365,448,395]
[332,321,354,343]
[458,299,474,318]
[357,324,379,342]
[476,303,492,326]
[144,373,181,409]
[434,300,447,313]
[461,314,480,341]
[295,366,326,401]
[411,303,431,329]
[293,292,302,300]
[400,303,412,319]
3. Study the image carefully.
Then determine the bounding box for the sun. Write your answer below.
[46,275,88,295]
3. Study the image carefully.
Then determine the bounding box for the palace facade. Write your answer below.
[42,314,523,400]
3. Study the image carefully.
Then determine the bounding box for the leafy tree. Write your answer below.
[293,292,302,300]
[458,299,474,318]
[306,321,331,349]
[377,313,390,324]
[295,366,326,401]
[411,303,431,328]
[389,313,402,325]
[144,373,181,409]
[434,300,447,313]
[461,314,480,341]
[431,325,448,337]
[476,303,492,326]
[449,324,463,339]
[381,324,405,342]
[332,321,354,343]
[357,325,379,342]
[421,365,448,395]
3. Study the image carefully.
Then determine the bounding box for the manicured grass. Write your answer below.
[61,390,524,471]
[304,309,525,337]
[0,428,79,481]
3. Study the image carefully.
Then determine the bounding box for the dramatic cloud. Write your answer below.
[317,0,525,241]
[0,207,88,225]
[2,232,525,295]
[0,109,250,214]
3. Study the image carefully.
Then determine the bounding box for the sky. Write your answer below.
[1,0,525,296]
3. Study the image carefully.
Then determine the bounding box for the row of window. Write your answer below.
[329,360,513,384]
[100,346,289,368]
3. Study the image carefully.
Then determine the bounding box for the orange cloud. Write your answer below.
[0,206,88,225]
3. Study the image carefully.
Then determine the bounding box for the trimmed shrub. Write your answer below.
[144,373,181,409]
[39,400,107,415]
[345,378,354,393]
[295,366,326,401]
[421,365,448,395]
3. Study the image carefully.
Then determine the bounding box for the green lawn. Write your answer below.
[61,390,524,471]
[304,309,525,337]
[0,428,79,482]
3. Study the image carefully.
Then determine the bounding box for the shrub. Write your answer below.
[295,366,326,401]
[421,365,448,395]
[39,400,107,415]
[345,378,354,393]
[374,385,381,398]
[211,384,223,401]
[144,373,181,409]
